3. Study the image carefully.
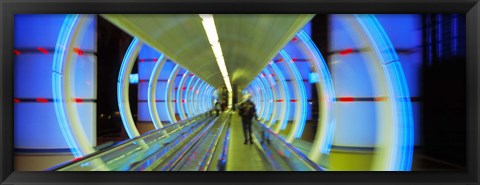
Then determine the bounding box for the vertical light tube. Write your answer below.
[295,31,336,164]
[353,14,414,171]
[53,15,95,157]
[279,50,308,142]
[207,86,214,110]
[281,50,308,141]
[262,69,277,124]
[184,75,196,118]
[189,78,201,116]
[253,78,267,120]
[196,81,207,114]
[117,38,143,139]
[165,64,180,123]
[147,55,167,129]
[176,71,189,120]
[258,74,274,122]
[270,62,290,133]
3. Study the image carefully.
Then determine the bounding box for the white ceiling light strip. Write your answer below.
[199,14,232,92]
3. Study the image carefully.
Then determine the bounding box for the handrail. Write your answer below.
[129,116,216,171]
[198,112,230,171]
[48,113,210,171]
[158,117,218,171]
[217,113,231,171]
[255,121,324,171]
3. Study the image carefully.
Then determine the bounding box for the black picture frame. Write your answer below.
[1,0,478,184]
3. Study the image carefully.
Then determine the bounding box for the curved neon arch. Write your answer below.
[262,68,279,126]
[189,78,201,116]
[251,79,264,119]
[204,85,214,112]
[294,31,336,164]
[184,75,197,118]
[165,64,180,123]
[53,14,94,157]
[278,50,308,142]
[257,75,274,122]
[176,71,189,120]
[353,14,414,171]
[207,86,214,110]
[194,81,206,114]
[117,38,143,139]
[147,55,167,129]
[269,62,290,133]
[254,77,271,121]
[53,15,110,170]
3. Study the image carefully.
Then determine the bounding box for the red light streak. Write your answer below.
[36,98,48,103]
[338,97,354,102]
[14,98,20,103]
[339,48,353,55]
[37,47,48,54]
[14,50,21,55]
[73,48,84,55]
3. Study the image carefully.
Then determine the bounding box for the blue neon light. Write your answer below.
[197,81,206,114]
[206,86,213,111]
[250,82,261,114]
[184,76,196,118]
[297,30,336,155]
[118,37,141,139]
[257,76,272,121]
[52,14,82,157]
[253,78,266,119]
[176,71,189,120]
[263,67,278,124]
[147,54,164,129]
[207,86,214,109]
[190,78,201,116]
[165,64,179,123]
[259,70,274,122]
[270,62,290,130]
[354,14,414,171]
[279,50,307,138]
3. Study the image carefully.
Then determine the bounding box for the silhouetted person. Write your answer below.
[214,101,222,116]
[238,95,258,145]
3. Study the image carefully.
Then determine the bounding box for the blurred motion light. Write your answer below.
[199,14,232,92]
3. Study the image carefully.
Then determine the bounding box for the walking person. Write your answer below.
[238,94,258,145]
[214,101,222,116]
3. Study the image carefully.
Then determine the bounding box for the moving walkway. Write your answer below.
[49,111,323,171]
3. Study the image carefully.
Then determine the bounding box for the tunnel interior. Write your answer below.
[12,14,467,171]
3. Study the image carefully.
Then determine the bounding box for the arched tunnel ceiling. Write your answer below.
[102,14,314,89]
